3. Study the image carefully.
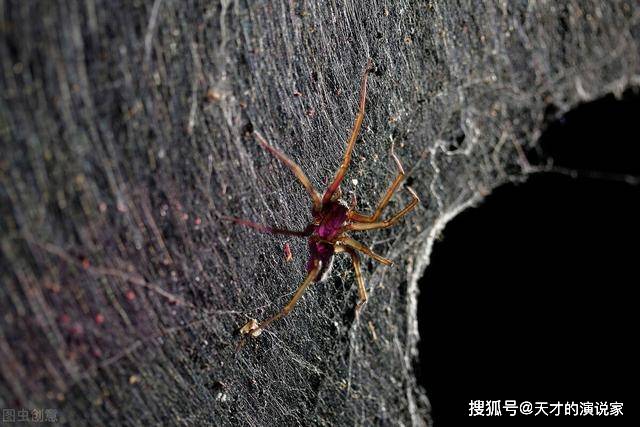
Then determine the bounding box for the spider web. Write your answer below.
[1,1,639,425]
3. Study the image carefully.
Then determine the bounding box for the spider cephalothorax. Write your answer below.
[230,59,419,338]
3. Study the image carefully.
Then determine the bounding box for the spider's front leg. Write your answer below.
[348,141,407,223]
[322,58,374,205]
[253,130,322,213]
[223,217,314,237]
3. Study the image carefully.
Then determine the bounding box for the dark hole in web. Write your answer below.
[538,88,640,177]
[416,89,639,426]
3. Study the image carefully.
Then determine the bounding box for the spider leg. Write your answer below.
[224,217,313,237]
[337,236,393,266]
[253,130,322,213]
[250,260,322,335]
[345,188,419,232]
[335,245,367,311]
[348,249,369,311]
[322,59,374,205]
[348,140,406,223]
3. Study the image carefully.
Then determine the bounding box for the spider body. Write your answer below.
[230,59,420,339]
[315,199,349,240]
[307,199,349,280]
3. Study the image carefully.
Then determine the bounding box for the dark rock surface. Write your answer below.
[1,1,638,425]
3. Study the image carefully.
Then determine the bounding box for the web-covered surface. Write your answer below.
[1,1,639,425]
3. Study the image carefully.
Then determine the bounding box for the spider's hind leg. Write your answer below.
[337,236,393,266]
[335,245,367,312]
[243,260,322,337]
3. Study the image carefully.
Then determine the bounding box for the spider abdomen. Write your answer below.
[307,241,335,282]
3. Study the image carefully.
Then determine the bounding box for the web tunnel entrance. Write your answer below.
[416,90,639,426]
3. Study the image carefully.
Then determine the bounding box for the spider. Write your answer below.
[230,59,419,338]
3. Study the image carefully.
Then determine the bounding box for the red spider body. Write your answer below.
[307,200,349,279]
[231,59,420,340]
[315,200,349,240]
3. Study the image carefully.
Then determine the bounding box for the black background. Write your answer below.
[417,90,638,426]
